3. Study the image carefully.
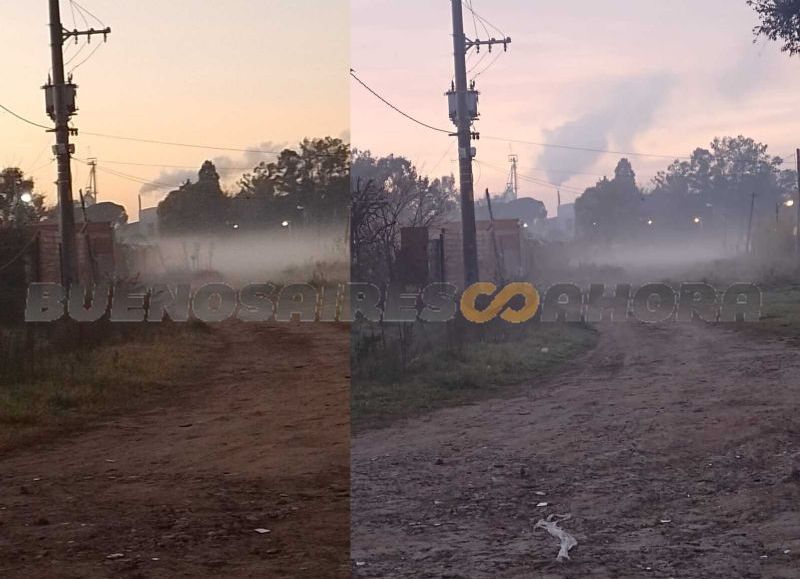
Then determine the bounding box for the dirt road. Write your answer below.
[352,322,800,578]
[0,322,350,578]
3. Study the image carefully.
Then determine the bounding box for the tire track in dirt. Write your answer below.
[352,322,800,578]
[0,322,350,579]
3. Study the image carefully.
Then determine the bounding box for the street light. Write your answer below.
[19,192,33,204]
[693,216,702,224]
[646,219,654,226]
[281,220,290,228]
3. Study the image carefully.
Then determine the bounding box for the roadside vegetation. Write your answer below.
[352,319,597,431]
[665,257,800,343]
[0,321,219,451]
[755,284,800,343]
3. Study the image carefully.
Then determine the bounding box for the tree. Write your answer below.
[628,135,799,252]
[0,168,48,323]
[0,168,47,227]
[649,137,793,237]
[158,161,230,234]
[575,158,643,243]
[350,150,456,283]
[748,0,800,56]
[235,137,349,229]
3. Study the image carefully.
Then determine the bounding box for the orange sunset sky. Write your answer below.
[2,0,349,220]
[4,2,800,222]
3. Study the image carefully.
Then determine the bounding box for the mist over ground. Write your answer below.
[129,226,349,287]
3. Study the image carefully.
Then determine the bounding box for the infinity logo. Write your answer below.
[460,282,541,324]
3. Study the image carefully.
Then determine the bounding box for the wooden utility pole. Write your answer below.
[745,191,756,255]
[45,0,110,286]
[485,188,504,283]
[448,0,510,286]
[450,0,479,286]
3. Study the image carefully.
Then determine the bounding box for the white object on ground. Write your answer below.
[535,514,577,562]
[254,528,271,534]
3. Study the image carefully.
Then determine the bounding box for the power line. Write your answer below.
[97,159,252,171]
[0,102,325,157]
[71,0,105,28]
[74,157,184,190]
[0,234,40,274]
[0,104,51,130]
[350,69,452,134]
[62,2,107,72]
[462,0,505,39]
[466,0,483,40]
[481,135,691,161]
[70,40,103,73]
[428,142,456,175]
[348,72,691,161]
[467,48,490,74]
[475,159,584,194]
[80,130,294,155]
[69,0,89,28]
[472,48,504,79]
[463,0,506,78]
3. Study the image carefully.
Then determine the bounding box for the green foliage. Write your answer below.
[0,167,47,227]
[157,161,230,234]
[235,137,349,228]
[574,136,798,245]
[575,158,643,242]
[748,0,800,56]
[352,320,597,431]
[155,138,349,235]
[0,168,48,324]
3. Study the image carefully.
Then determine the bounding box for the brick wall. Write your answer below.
[30,222,116,284]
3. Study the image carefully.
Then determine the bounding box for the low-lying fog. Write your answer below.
[128,226,349,286]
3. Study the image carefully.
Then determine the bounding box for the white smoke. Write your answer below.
[536,73,674,187]
[139,140,290,198]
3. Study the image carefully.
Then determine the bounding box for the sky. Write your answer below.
[1,0,349,220]
[351,0,800,215]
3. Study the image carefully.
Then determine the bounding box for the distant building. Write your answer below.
[118,207,159,243]
[138,207,159,238]
[474,197,547,230]
[540,202,575,241]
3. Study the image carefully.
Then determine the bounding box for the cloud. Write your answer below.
[536,73,674,187]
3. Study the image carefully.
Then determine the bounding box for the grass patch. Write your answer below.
[747,284,800,343]
[0,322,219,451]
[352,321,597,432]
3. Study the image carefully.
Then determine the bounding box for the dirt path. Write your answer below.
[0,322,350,579]
[352,322,800,578]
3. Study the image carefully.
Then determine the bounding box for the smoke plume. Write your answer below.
[536,73,674,187]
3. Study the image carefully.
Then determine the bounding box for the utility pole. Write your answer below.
[85,157,98,205]
[745,191,756,255]
[504,154,518,201]
[448,0,510,286]
[45,0,110,287]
